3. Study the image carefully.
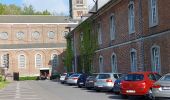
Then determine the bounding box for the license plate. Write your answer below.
[163,87,170,90]
[126,90,136,93]
[98,85,103,87]
[79,82,84,85]
[89,81,93,83]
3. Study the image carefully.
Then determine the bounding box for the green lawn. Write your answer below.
[0,81,9,89]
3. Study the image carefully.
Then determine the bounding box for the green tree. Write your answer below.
[79,21,98,73]
[42,9,51,15]
[64,36,73,72]
[3,4,21,15]
[0,3,5,14]
[22,5,35,15]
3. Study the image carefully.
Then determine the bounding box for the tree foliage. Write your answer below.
[0,3,52,15]
[64,36,73,72]
[78,21,98,73]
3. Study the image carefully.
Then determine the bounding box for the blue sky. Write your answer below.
[0,0,94,15]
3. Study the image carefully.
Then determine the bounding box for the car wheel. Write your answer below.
[146,89,155,100]
[78,85,82,88]
[86,87,91,90]
[121,94,128,99]
[95,89,100,92]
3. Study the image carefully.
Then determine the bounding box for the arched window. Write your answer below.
[35,54,43,68]
[1,54,7,67]
[51,54,58,67]
[110,14,116,40]
[130,49,137,72]
[128,1,135,33]
[111,53,117,73]
[149,0,158,27]
[99,56,104,73]
[97,22,102,44]
[151,46,161,73]
[18,55,26,68]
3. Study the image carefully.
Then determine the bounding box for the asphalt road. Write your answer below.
[0,80,161,100]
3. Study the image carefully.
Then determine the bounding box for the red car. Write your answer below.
[120,72,161,99]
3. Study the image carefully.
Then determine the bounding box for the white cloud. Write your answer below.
[22,0,69,15]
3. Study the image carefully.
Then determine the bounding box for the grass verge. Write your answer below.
[0,81,9,89]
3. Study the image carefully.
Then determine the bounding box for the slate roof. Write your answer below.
[0,15,72,23]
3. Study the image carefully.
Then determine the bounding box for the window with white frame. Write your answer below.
[18,55,26,68]
[151,46,161,73]
[51,54,58,67]
[110,14,116,40]
[130,49,137,72]
[149,0,158,27]
[1,55,6,67]
[35,54,43,68]
[99,56,104,73]
[111,53,117,73]
[98,22,102,44]
[128,1,135,33]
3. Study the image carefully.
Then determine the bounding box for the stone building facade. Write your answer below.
[69,0,88,20]
[0,15,77,77]
[70,0,170,75]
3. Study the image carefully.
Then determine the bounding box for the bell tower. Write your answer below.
[69,0,88,20]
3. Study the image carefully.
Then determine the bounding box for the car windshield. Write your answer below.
[98,74,110,79]
[67,73,74,77]
[124,74,144,81]
[71,74,80,77]
[160,75,170,81]
[92,74,98,77]
[119,74,127,80]
[61,73,67,76]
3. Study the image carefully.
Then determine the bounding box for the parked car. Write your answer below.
[94,73,122,92]
[120,72,161,99]
[60,73,67,84]
[85,73,98,89]
[66,73,82,85]
[62,72,74,84]
[77,73,89,88]
[152,73,170,99]
[113,74,127,94]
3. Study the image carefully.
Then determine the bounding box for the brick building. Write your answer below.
[0,15,77,77]
[69,0,170,74]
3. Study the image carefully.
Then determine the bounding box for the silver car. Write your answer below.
[60,73,67,84]
[66,73,81,85]
[94,73,121,91]
[152,74,170,99]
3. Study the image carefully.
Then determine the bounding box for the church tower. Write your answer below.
[69,0,88,20]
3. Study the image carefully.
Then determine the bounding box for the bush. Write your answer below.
[19,76,38,81]
[50,73,60,80]
[0,76,2,82]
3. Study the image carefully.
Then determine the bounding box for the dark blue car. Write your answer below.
[113,74,127,94]
[77,73,89,88]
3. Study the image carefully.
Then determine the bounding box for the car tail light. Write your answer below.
[140,82,146,88]
[153,84,161,88]
[106,79,112,82]
[73,78,78,80]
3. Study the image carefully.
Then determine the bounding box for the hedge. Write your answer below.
[19,76,38,81]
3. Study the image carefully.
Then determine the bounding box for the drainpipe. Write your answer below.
[73,31,77,72]
[138,0,144,71]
